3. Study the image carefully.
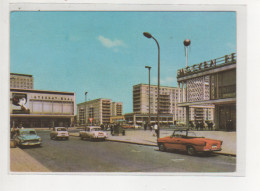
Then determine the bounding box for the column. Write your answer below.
[186,106,189,127]
[214,106,219,130]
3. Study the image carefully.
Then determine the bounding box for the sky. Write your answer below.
[10,11,236,113]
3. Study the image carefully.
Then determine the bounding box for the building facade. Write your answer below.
[10,88,75,128]
[133,84,186,122]
[177,53,236,131]
[10,73,34,89]
[77,98,114,125]
[111,102,123,116]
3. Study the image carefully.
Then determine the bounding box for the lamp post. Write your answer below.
[143,32,160,138]
[145,66,152,129]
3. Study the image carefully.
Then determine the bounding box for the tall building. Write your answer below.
[177,53,236,131]
[111,102,123,116]
[127,84,213,126]
[133,84,186,122]
[77,98,113,125]
[10,73,34,89]
[10,88,75,128]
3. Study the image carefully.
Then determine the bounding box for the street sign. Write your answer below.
[89,118,93,123]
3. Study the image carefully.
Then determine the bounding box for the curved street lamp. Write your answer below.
[143,32,160,138]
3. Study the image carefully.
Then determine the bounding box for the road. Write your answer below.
[20,130,236,172]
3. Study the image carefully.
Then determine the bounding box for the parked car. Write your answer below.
[14,128,42,147]
[79,126,108,141]
[50,127,69,140]
[157,129,222,155]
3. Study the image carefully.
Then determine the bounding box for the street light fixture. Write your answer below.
[145,66,152,129]
[143,32,160,138]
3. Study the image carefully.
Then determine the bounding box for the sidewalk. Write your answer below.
[70,129,236,156]
[10,148,51,172]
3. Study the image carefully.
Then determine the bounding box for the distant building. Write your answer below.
[111,102,123,116]
[133,84,186,122]
[177,53,236,131]
[10,73,34,89]
[77,98,113,125]
[130,84,213,126]
[10,88,75,128]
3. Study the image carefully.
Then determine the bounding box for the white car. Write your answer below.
[79,126,108,141]
[50,127,69,140]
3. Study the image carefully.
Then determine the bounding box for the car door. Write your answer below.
[171,131,187,151]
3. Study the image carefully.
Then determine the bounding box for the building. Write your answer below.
[133,84,186,121]
[129,83,213,126]
[111,102,123,116]
[10,88,75,128]
[177,53,236,131]
[77,98,113,125]
[10,73,34,89]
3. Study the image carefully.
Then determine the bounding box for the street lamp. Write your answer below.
[145,66,152,129]
[143,32,160,138]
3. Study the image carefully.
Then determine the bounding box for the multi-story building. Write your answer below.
[177,53,236,131]
[133,84,186,120]
[10,88,75,128]
[111,102,123,116]
[128,84,213,126]
[10,73,34,89]
[77,98,113,125]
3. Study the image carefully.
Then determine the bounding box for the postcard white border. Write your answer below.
[1,0,256,191]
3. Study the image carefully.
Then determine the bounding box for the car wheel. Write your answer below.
[187,146,196,156]
[159,143,166,151]
[66,137,69,140]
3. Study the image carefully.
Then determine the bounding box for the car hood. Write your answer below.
[20,135,40,140]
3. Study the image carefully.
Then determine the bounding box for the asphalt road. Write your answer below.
[21,130,236,172]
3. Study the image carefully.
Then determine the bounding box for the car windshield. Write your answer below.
[21,131,36,135]
[57,128,67,131]
[173,131,197,137]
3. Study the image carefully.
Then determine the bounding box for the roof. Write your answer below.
[133,83,178,89]
[10,88,75,95]
[10,73,33,77]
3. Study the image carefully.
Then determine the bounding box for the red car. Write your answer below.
[157,129,222,155]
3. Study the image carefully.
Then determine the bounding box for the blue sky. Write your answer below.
[10,11,236,113]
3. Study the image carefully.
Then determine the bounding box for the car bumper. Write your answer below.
[20,141,41,146]
[56,135,69,138]
[203,148,222,152]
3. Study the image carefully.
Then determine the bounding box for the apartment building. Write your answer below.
[133,84,186,122]
[10,73,34,89]
[111,102,123,116]
[77,98,113,125]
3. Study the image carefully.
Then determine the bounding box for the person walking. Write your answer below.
[154,123,158,137]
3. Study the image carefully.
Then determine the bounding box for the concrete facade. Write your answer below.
[77,98,113,125]
[10,73,34,89]
[177,53,236,131]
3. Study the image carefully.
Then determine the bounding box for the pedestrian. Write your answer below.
[154,123,158,137]
[195,121,199,131]
[200,121,204,131]
[144,123,147,131]
[110,124,114,135]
